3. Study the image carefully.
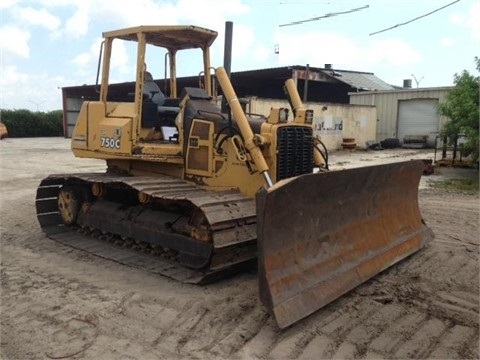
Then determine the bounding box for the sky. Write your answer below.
[0,0,479,111]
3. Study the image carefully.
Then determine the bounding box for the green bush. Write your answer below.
[0,109,63,137]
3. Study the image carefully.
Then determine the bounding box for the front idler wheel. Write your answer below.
[58,186,80,225]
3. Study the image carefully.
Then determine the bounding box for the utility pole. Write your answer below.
[411,74,424,88]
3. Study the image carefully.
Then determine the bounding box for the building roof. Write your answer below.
[231,65,395,91]
[62,65,396,105]
[321,69,395,91]
[348,86,453,96]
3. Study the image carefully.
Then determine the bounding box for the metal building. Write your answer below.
[349,87,452,147]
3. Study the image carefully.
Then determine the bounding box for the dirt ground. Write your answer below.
[1,137,478,359]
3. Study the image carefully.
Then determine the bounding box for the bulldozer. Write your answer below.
[36,25,433,329]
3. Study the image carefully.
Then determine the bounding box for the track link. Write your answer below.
[35,173,257,284]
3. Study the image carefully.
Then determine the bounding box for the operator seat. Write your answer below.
[141,71,180,141]
[144,71,165,105]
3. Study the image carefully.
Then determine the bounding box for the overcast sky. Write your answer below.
[1,0,479,111]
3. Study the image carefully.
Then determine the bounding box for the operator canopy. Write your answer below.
[103,25,218,50]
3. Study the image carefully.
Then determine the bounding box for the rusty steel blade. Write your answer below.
[256,160,434,329]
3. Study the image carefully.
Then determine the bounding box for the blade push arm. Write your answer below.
[215,67,273,188]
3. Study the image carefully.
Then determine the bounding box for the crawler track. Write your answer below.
[35,173,257,284]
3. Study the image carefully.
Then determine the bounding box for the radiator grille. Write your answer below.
[276,126,313,181]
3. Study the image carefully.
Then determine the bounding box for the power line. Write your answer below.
[279,5,369,27]
[369,0,461,36]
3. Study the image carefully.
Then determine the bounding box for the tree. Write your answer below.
[438,57,480,165]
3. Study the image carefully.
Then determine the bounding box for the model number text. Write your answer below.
[101,137,121,149]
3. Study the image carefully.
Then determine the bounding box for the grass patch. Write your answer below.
[427,177,479,193]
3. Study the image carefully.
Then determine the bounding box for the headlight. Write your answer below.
[279,108,289,123]
[305,109,314,124]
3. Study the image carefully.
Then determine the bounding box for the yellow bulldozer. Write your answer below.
[36,25,433,328]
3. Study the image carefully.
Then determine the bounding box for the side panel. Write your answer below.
[256,160,434,328]
[72,101,133,155]
[186,119,213,177]
[71,102,90,150]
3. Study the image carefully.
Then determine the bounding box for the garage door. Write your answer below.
[397,99,439,147]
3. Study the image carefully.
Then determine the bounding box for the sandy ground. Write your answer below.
[1,137,478,359]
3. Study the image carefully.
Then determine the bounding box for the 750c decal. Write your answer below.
[100,137,121,149]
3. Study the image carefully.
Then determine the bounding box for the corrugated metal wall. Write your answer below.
[349,87,451,142]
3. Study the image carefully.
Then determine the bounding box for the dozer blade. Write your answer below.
[256,160,434,329]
